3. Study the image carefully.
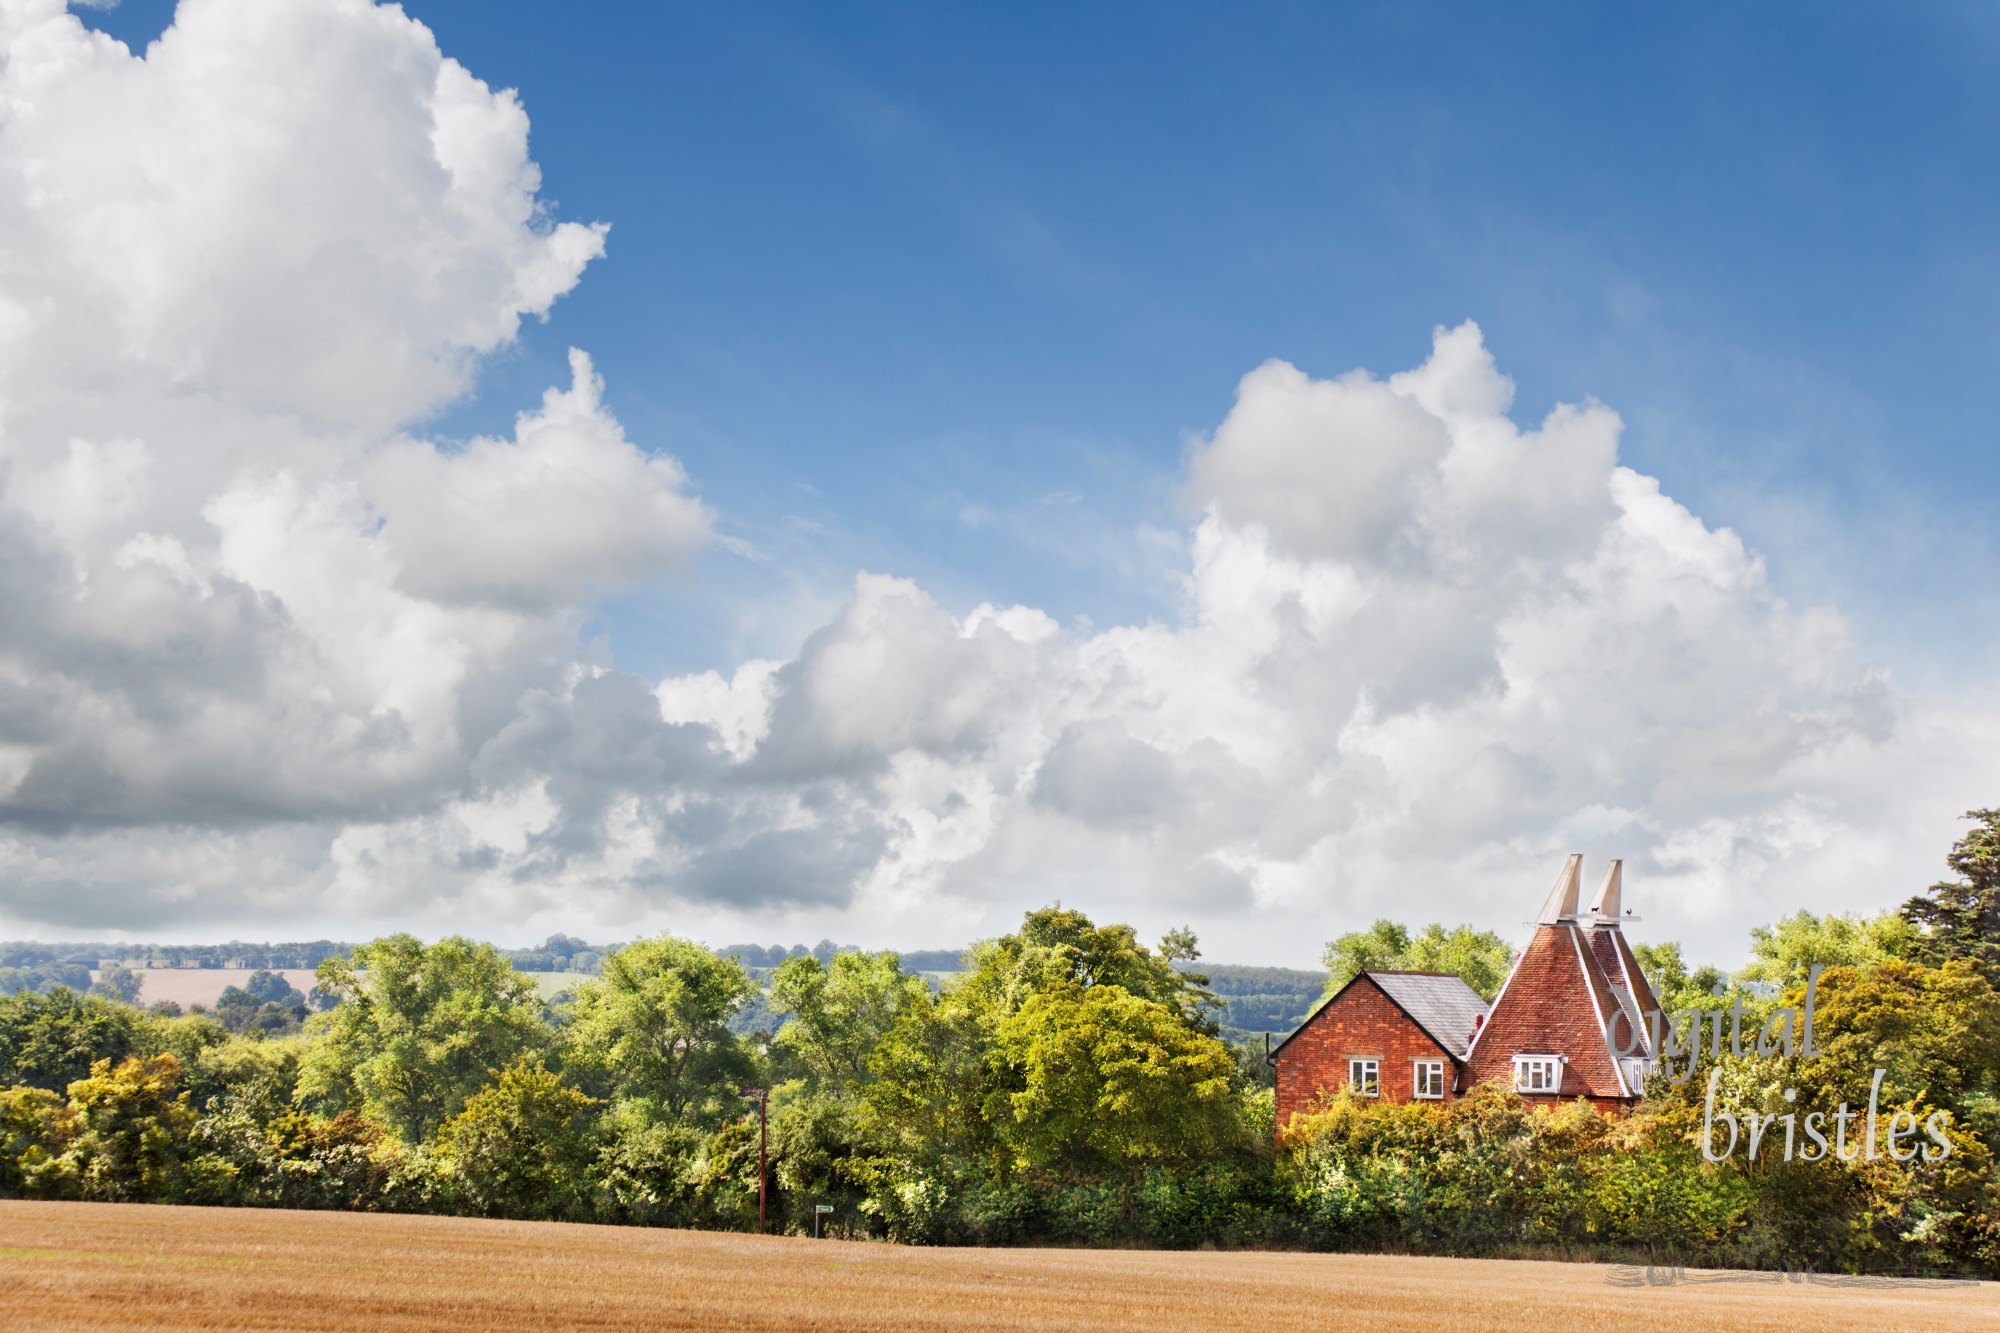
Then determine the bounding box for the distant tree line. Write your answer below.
[2,810,1997,1276]
[0,937,976,998]
[0,942,358,975]
[0,960,94,999]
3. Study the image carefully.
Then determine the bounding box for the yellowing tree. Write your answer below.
[53,1054,195,1201]
[994,983,1243,1171]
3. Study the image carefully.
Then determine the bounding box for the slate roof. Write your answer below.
[1364,970,1489,1058]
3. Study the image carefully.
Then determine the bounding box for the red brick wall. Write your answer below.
[1273,977,1457,1130]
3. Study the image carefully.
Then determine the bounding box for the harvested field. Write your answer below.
[2,1203,1993,1332]
[88,969,320,1009]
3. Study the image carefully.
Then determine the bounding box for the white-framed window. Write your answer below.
[1513,1054,1562,1094]
[1413,1060,1445,1099]
[1348,1057,1379,1097]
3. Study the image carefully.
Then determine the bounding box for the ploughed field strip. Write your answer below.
[0,1202,1993,1333]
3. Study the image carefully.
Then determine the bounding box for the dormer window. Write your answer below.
[1513,1054,1562,1094]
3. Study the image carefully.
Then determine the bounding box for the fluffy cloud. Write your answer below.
[1,1,1989,961]
[629,327,1982,959]
[365,350,711,610]
[0,0,605,430]
[0,1,705,919]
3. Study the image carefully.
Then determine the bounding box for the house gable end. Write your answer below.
[1270,973,1462,1126]
[1269,972,1456,1064]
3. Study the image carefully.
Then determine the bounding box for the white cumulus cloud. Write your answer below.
[0,1,1989,964]
[630,324,1990,960]
[0,0,707,926]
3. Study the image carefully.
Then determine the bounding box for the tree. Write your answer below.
[295,935,546,1143]
[858,985,994,1176]
[1735,910,1916,993]
[562,935,757,1126]
[1631,941,1727,1017]
[183,1030,304,1120]
[0,1084,63,1196]
[214,973,312,1038]
[993,983,1244,1172]
[864,906,1253,1191]
[1402,924,1516,1001]
[0,962,91,997]
[1320,921,1410,998]
[1786,959,2000,1118]
[140,1012,234,1106]
[1320,920,1516,1001]
[769,951,928,1095]
[433,1059,601,1220]
[50,1055,196,1202]
[186,1107,398,1212]
[0,988,138,1093]
[970,906,1217,1026]
[765,951,933,1224]
[1902,808,2000,983]
[90,965,142,1005]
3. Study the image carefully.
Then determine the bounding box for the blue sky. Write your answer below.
[11,0,1993,958]
[84,1,2000,682]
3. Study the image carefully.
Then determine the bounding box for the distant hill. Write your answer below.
[1190,963,1326,1044]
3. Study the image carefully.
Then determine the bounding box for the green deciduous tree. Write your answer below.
[0,988,138,1093]
[186,1033,306,1121]
[197,1107,399,1212]
[858,985,994,1177]
[1735,910,1917,993]
[1320,921,1409,997]
[563,935,756,1126]
[856,906,1258,1244]
[970,906,1218,1025]
[764,950,933,1219]
[1403,924,1516,1001]
[1631,940,1728,1017]
[89,965,141,1004]
[0,1084,62,1196]
[1320,920,1516,1001]
[770,951,928,1094]
[1786,959,2000,1128]
[295,935,545,1143]
[433,1059,601,1220]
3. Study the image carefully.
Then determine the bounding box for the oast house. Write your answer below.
[1272,855,1666,1128]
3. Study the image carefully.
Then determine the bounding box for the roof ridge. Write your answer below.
[1363,968,1462,977]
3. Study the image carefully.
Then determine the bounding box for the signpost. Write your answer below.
[814,1203,834,1238]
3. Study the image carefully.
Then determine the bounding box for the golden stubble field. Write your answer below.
[1,1201,1994,1333]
